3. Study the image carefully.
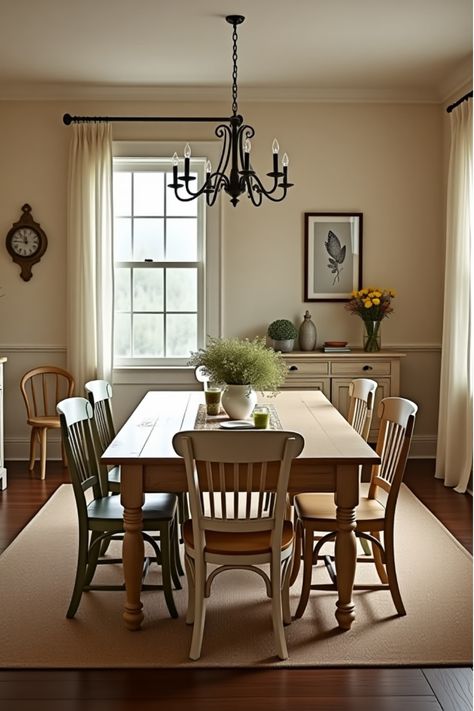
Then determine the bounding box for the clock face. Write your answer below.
[10,227,40,257]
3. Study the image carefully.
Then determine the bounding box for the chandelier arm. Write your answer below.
[245,173,290,203]
[244,178,264,207]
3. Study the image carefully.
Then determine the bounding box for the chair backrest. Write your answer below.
[57,397,105,514]
[194,366,210,386]
[20,366,75,419]
[85,379,116,452]
[369,397,417,515]
[173,430,304,550]
[347,378,378,441]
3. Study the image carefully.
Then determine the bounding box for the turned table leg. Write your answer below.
[334,464,358,630]
[121,464,145,630]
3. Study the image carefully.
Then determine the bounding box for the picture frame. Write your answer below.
[304,212,363,301]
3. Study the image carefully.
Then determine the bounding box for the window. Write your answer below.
[112,151,218,369]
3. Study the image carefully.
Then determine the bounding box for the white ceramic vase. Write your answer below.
[221,384,257,420]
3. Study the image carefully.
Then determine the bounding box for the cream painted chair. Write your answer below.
[293,397,417,619]
[347,378,378,441]
[172,429,304,661]
[20,366,75,480]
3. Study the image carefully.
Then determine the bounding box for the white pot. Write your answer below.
[221,384,257,420]
[272,338,294,353]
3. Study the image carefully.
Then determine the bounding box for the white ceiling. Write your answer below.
[0,0,472,102]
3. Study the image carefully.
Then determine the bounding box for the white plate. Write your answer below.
[219,420,255,429]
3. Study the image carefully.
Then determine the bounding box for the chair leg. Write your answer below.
[28,428,37,471]
[160,523,179,619]
[371,531,388,584]
[189,556,207,660]
[84,531,102,586]
[384,528,406,616]
[289,517,302,586]
[39,428,48,480]
[281,556,293,626]
[184,552,195,625]
[271,550,288,660]
[293,522,315,619]
[171,517,184,578]
[67,528,89,618]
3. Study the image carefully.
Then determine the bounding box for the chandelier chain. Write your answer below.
[231,23,239,116]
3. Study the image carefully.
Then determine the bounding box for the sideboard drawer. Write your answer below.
[285,361,329,377]
[331,360,392,377]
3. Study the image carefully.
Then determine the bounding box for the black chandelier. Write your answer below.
[169,15,293,207]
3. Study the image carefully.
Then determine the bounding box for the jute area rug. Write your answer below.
[0,484,471,668]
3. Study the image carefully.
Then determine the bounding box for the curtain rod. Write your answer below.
[63,113,230,125]
[446,90,473,113]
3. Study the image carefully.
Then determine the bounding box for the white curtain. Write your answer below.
[435,100,473,492]
[66,123,114,389]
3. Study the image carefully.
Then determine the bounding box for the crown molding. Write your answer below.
[0,82,443,104]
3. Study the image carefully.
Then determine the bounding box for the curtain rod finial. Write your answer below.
[63,113,73,125]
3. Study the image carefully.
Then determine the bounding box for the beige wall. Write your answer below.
[0,97,445,458]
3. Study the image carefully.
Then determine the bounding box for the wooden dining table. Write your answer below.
[101,389,380,632]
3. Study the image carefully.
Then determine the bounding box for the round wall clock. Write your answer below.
[6,204,48,281]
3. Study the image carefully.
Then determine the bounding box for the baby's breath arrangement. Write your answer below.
[188,337,287,394]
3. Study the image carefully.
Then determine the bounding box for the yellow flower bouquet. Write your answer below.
[345,287,396,351]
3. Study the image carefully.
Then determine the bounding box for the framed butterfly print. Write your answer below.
[304,212,363,301]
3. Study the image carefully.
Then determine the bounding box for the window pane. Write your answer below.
[133,218,164,261]
[115,268,131,310]
[166,218,197,261]
[166,268,197,311]
[133,314,164,356]
[133,268,163,312]
[166,314,197,357]
[114,312,131,356]
[133,173,164,216]
[114,218,132,261]
[113,172,131,215]
[166,172,198,216]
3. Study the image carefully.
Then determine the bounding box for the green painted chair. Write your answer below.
[57,395,181,620]
[85,378,187,571]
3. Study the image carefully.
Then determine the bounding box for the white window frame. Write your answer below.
[112,141,222,385]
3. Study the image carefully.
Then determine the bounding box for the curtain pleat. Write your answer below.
[66,123,114,388]
[435,101,472,492]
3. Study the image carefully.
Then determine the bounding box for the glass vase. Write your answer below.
[362,320,382,352]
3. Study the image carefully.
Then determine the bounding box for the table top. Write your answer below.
[102,390,380,467]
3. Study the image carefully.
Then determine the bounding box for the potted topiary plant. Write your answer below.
[188,336,287,419]
[267,319,298,353]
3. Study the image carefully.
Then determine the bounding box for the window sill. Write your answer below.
[113,366,199,387]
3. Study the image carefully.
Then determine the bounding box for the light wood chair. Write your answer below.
[194,366,210,386]
[292,396,417,620]
[172,429,304,661]
[20,366,75,479]
[57,396,181,619]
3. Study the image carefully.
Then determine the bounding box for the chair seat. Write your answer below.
[88,492,177,522]
[27,415,60,428]
[294,491,385,527]
[108,465,121,485]
[183,519,294,556]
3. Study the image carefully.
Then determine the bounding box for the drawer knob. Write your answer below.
[362,364,373,371]
[288,365,298,372]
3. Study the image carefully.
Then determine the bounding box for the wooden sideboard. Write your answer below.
[280,350,405,441]
[0,358,7,489]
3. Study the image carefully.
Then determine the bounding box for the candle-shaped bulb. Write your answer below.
[244,138,252,153]
[272,138,280,154]
[282,152,289,167]
[172,152,179,167]
[184,143,191,159]
[205,159,212,173]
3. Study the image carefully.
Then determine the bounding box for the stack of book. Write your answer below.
[322,341,351,353]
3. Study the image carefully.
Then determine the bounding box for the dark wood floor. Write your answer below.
[0,459,472,711]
